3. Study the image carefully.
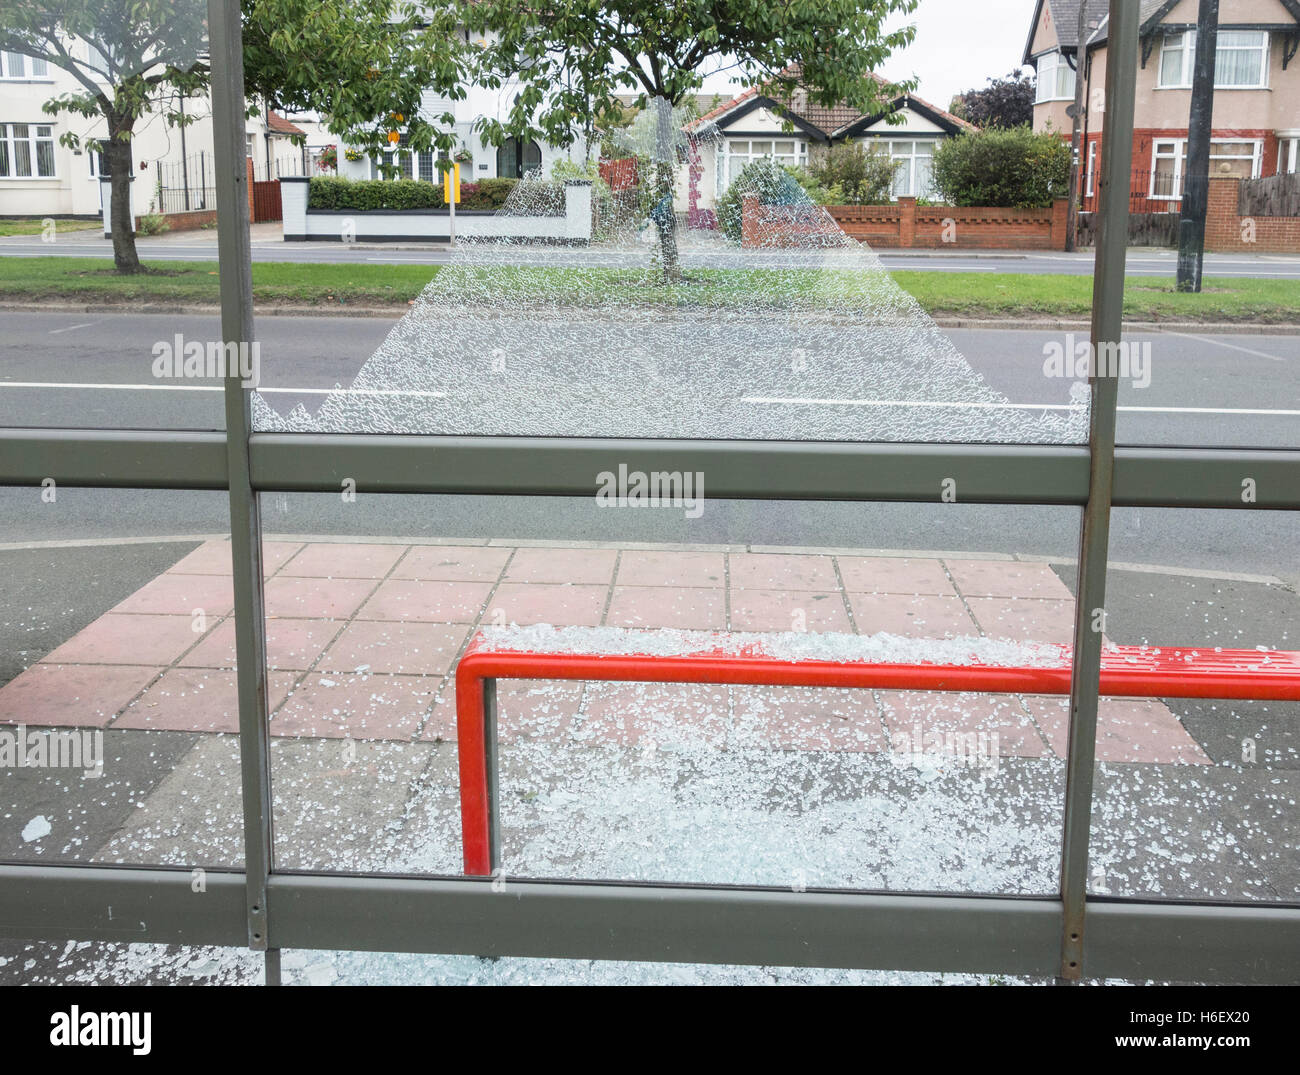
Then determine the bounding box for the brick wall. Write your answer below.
[135,208,217,234]
[1205,175,1300,253]
[823,198,1069,250]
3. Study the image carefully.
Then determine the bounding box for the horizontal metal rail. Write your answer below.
[1,430,1297,508]
[1,864,1296,983]
[455,636,1300,876]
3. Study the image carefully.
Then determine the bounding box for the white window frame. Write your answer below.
[1280,137,1299,175]
[1156,29,1269,90]
[1035,51,1075,103]
[859,137,938,200]
[723,137,808,186]
[1086,140,1098,197]
[0,51,50,81]
[1148,137,1263,200]
[0,122,58,179]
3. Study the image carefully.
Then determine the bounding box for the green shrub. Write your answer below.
[930,126,1071,208]
[460,177,518,210]
[808,143,899,205]
[716,158,807,242]
[307,176,445,211]
[136,212,169,236]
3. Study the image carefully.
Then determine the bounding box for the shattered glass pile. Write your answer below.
[254,99,1088,443]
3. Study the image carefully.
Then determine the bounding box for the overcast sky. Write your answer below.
[700,0,1039,110]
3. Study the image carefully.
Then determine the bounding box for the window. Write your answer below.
[1157,29,1269,89]
[1281,137,1299,175]
[1,51,48,79]
[0,122,56,178]
[1150,137,1262,199]
[1086,140,1098,197]
[724,138,807,184]
[858,138,937,199]
[1035,51,1075,102]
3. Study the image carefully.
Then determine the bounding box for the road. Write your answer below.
[4,229,1300,277]
[0,311,1295,579]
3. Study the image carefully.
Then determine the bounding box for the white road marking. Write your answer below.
[0,381,445,397]
[1164,331,1284,361]
[47,320,100,334]
[743,396,1300,416]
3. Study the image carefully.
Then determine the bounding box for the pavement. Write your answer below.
[0,535,1294,985]
[4,223,1300,276]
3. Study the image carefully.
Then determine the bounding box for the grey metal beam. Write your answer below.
[0,429,227,489]
[5,432,1296,509]
[2,865,1296,983]
[1058,0,1140,982]
[208,0,276,982]
[0,865,246,947]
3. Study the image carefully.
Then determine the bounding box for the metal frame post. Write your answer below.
[208,0,278,984]
[1058,0,1140,982]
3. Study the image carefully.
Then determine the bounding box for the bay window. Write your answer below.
[724,138,808,185]
[1035,51,1075,102]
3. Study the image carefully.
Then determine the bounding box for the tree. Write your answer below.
[949,71,1034,129]
[0,0,467,273]
[468,0,919,281]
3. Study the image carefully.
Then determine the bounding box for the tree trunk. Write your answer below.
[652,97,681,283]
[105,135,142,274]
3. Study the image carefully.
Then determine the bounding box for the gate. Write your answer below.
[251,178,282,222]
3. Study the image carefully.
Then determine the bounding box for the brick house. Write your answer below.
[1024,0,1300,211]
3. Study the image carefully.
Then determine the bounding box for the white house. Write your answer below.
[680,67,978,211]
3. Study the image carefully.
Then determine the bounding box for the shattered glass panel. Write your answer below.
[254,97,1088,445]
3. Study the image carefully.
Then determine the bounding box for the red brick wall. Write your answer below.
[826,199,1068,250]
[1204,175,1300,253]
[135,208,217,233]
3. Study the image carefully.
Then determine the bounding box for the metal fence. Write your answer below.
[2,0,1298,985]
[154,151,217,214]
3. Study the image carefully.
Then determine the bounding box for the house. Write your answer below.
[677,66,977,211]
[0,32,312,220]
[1024,0,1300,210]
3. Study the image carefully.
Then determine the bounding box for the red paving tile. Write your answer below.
[271,672,436,740]
[264,576,377,620]
[6,541,1222,764]
[110,573,235,617]
[605,586,726,630]
[965,597,1077,644]
[728,589,852,632]
[317,620,469,676]
[728,553,838,591]
[114,669,297,733]
[579,682,729,748]
[877,691,1050,759]
[615,550,726,588]
[178,616,339,671]
[356,579,493,623]
[946,560,1073,600]
[847,593,977,638]
[836,556,956,596]
[41,614,202,667]
[392,545,511,582]
[1023,696,1211,765]
[0,664,163,727]
[731,686,886,752]
[487,583,608,627]
[168,540,303,577]
[279,542,406,579]
[504,547,618,586]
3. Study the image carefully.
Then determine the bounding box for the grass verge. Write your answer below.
[0,256,1296,323]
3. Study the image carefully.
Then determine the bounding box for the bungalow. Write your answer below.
[680,66,977,211]
[1024,0,1300,210]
